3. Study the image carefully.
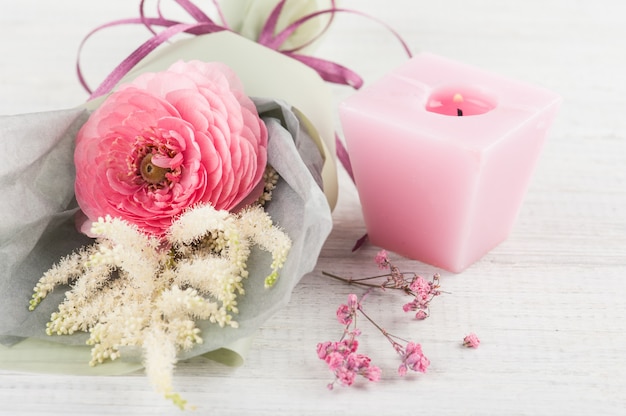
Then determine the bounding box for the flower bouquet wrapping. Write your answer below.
[0,1,339,407]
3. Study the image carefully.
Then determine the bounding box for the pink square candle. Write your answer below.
[339,53,561,272]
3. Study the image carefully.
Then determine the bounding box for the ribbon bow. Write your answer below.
[78,0,411,99]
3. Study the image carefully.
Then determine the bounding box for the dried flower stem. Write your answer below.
[318,251,443,388]
[321,271,383,288]
[356,305,410,347]
[323,251,442,320]
[318,290,431,388]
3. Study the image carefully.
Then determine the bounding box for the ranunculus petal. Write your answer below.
[74,60,268,236]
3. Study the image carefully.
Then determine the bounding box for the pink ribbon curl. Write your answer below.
[78,0,412,98]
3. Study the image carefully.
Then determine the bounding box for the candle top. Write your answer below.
[341,52,561,150]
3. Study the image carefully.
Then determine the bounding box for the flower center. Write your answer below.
[140,154,169,184]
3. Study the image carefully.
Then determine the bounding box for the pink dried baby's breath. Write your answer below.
[374,249,389,269]
[463,333,481,348]
[398,341,430,375]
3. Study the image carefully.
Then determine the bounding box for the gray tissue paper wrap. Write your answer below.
[0,98,332,372]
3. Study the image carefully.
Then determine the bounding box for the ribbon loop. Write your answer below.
[285,53,363,89]
[88,22,226,99]
[78,0,412,98]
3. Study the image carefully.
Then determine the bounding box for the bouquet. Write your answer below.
[0,0,341,408]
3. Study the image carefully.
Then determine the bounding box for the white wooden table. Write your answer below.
[1,1,625,415]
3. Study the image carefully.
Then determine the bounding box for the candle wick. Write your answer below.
[453,93,464,117]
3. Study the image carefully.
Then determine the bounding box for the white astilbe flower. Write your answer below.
[237,206,292,288]
[174,256,244,319]
[157,285,221,328]
[29,246,98,310]
[168,204,233,247]
[30,200,290,409]
[90,217,165,294]
[143,327,189,410]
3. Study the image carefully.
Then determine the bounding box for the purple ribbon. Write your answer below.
[77,0,412,213]
[78,0,411,98]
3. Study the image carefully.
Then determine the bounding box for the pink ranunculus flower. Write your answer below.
[74,60,268,235]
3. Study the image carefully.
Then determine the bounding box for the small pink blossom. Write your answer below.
[363,363,381,382]
[74,60,268,236]
[410,275,434,307]
[401,273,442,318]
[374,250,390,269]
[318,336,380,389]
[335,304,352,325]
[316,341,333,360]
[317,339,359,362]
[402,298,429,318]
[402,300,416,313]
[332,352,380,387]
[398,342,430,375]
[463,333,480,348]
[347,293,359,309]
[414,310,428,320]
[326,352,346,371]
[410,275,431,297]
[335,363,357,386]
[336,294,359,325]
